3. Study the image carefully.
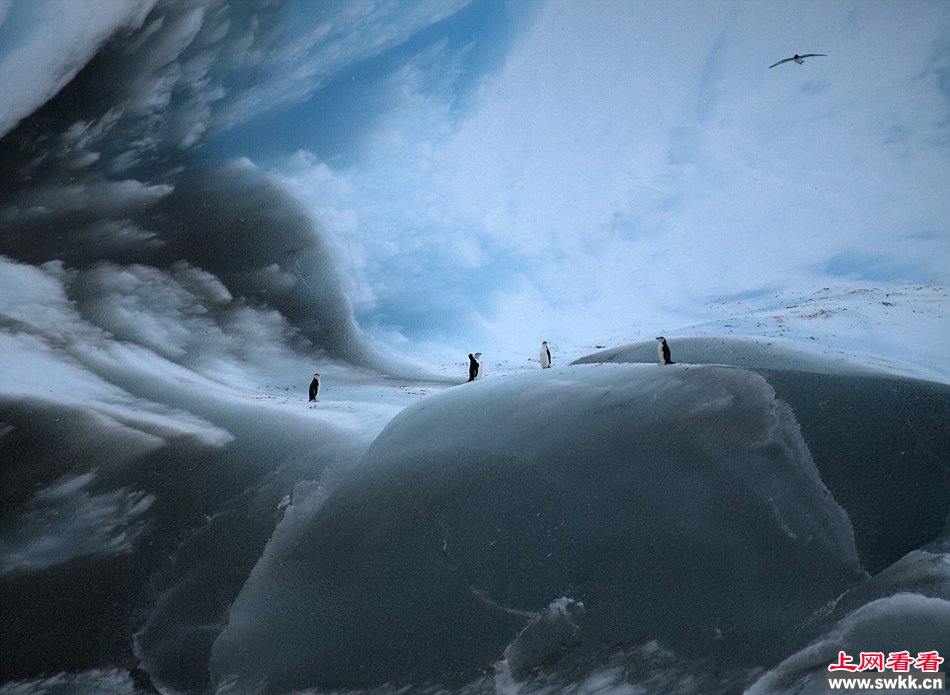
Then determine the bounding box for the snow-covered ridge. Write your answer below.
[477,285,947,385]
[560,285,949,384]
[686,285,948,383]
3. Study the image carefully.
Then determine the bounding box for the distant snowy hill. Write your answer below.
[678,285,948,383]
[475,285,948,385]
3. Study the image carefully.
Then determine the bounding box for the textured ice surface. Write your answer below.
[576,338,950,573]
[503,597,586,677]
[210,363,863,691]
[745,529,950,694]
[748,592,950,694]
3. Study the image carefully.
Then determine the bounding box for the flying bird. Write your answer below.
[769,53,827,69]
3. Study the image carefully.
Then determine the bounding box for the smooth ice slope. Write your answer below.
[211,363,864,691]
[575,337,950,573]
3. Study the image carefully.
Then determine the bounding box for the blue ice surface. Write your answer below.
[210,362,870,691]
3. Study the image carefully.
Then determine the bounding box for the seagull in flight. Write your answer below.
[769,53,827,69]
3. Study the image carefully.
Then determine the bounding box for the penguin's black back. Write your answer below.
[662,340,673,365]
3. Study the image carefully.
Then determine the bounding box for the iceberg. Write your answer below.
[211,363,864,691]
[576,337,950,573]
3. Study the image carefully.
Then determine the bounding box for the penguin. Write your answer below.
[467,353,480,382]
[540,341,552,369]
[656,337,673,365]
[308,373,320,402]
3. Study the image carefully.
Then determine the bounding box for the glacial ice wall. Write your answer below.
[210,363,864,691]
[576,337,950,572]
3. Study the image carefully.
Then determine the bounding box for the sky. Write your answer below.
[0,0,948,369]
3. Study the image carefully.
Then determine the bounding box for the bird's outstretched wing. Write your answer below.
[769,53,827,68]
[768,56,795,68]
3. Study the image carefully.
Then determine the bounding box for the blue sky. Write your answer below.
[1,0,949,363]
[260,0,950,357]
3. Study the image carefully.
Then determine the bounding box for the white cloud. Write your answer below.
[76,218,165,253]
[272,0,949,361]
[0,0,156,139]
[1,179,174,222]
[216,0,474,132]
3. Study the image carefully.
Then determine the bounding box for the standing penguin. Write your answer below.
[308,373,320,402]
[656,337,673,365]
[467,353,481,382]
[540,341,552,369]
